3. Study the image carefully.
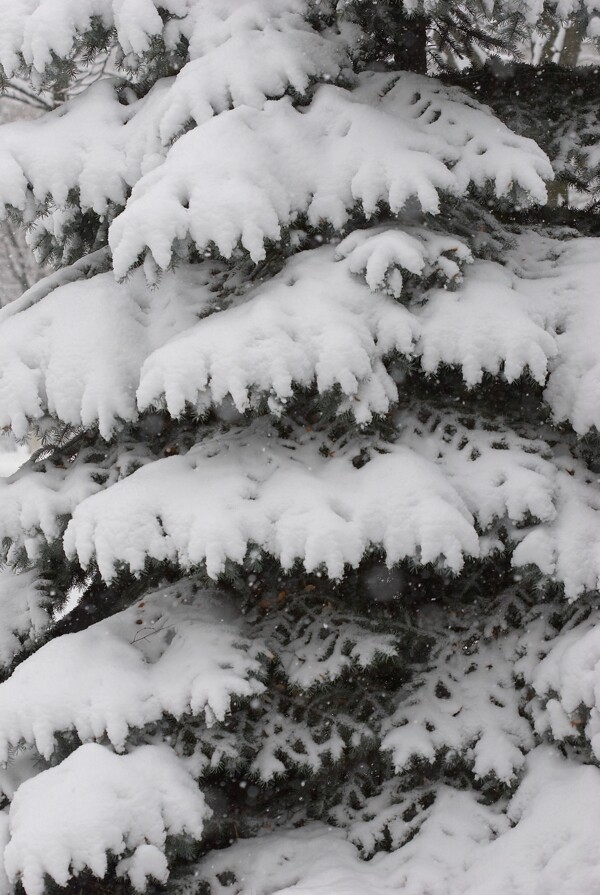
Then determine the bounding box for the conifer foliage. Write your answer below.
[0,2,599,894]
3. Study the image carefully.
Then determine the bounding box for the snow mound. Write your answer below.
[136,248,419,423]
[63,422,480,580]
[0,568,48,669]
[0,0,342,77]
[4,743,209,895]
[109,72,550,274]
[0,263,209,439]
[0,3,345,237]
[0,581,264,761]
[0,234,593,439]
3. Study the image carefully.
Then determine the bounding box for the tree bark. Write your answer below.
[394,14,429,74]
[559,19,584,68]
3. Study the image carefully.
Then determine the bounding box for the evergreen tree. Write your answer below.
[0,2,599,894]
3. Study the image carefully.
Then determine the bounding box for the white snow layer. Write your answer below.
[0,568,48,668]
[57,413,600,595]
[63,422,479,580]
[5,743,600,895]
[0,70,549,274]
[0,446,28,479]
[0,0,596,81]
[0,16,344,211]
[4,742,209,894]
[0,0,344,78]
[0,263,210,438]
[108,72,550,274]
[2,232,600,437]
[0,581,264,761]
[0,399,598,595]
[3,231,600,591]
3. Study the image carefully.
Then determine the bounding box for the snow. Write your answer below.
[511,466,600,597]
[0,439,141,559]
[0,3,599,894]
[337,226,473,296]
[0,454,50,671]
[462,748,600,895]
[109,72,550,274]
[0,50,549,270]
[136,249,419,422]
[522,608,600,757]
[4,229,600,441]
[154,17,345,144]
[0,240,470,435]
[19,409,595,597]
[63,422,480,580]
[0,581,264,760]
[521,235,600,435]
[1,0,595,84]
[4,742,209,894]
[0,387,598,596]
[0,569,48,668]
[383,632,532,782]
[0,2,346,256]
[0,263,210,438]
[196,749,600,895]
[3,232,600,437]
[0,814,9,895]
[2,233,600,594]
[396,410,557,531]
[0,0,345,77]
[418,261,556,386]
[0,446,28,479]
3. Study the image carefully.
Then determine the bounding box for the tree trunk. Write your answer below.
[394,14,429,74]
[559,19,584,67]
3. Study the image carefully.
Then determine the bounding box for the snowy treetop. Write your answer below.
[0,1,600,894]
